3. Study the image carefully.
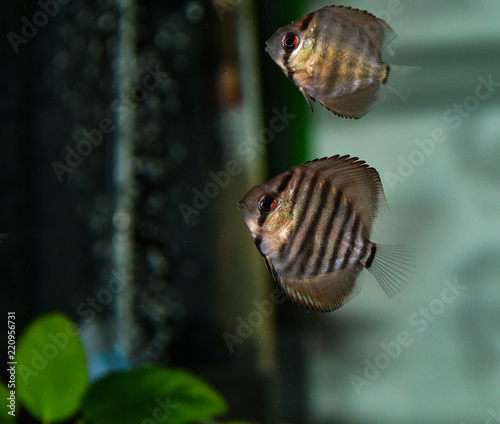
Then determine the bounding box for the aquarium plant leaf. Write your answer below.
[16,313,88,423]
[82,365,227,424]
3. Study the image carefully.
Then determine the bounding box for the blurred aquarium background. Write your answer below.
[1,0,499,423]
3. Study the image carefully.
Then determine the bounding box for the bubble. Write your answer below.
[185,2,204,23]
[146,192,167,210]
[54,51,71,70]
[113,212,131,231]
[154,30,172,49]
[146,248,170,275]
[98,12,116,32]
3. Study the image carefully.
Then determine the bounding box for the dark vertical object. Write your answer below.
[256,2,308,423]
[0,0,39,334]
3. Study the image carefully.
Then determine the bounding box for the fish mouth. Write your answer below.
[237,200,244,211]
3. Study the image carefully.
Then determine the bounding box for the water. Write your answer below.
[3,1,499,423]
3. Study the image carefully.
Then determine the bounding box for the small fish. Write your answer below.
[238,155,415,312]
[265,5,420,119]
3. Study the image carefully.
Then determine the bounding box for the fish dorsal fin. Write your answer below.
[324,5,397,53]
[319,84,379,119]
[300,155,387,231]
[278,264,364,312]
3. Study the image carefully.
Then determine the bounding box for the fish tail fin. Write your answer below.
[367,243,416,298]
[384,64,421,101]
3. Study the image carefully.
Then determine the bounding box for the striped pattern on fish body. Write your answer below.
[266,6,405,118]
[238,155,415,312]
[292,8,387,99]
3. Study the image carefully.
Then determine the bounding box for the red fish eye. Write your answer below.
[258,194,278,214]
[282,32,299,52]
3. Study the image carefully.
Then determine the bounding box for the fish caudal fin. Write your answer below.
[384,65,421,101]
[367,243,415,297]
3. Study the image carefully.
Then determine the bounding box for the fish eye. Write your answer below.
[282,32,300,52]
[258,194,278,215]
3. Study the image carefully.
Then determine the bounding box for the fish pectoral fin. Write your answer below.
[319,84,379,119]
[278,266,364,312]
[299,87,315,112]
[264,256,280,285]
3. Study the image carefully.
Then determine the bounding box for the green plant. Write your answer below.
[1,313,278,424]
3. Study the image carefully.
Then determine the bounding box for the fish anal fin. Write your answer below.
[279,266,364,312]
[324,5,397,52]
[319,84,379,119]
[299,155,387,231]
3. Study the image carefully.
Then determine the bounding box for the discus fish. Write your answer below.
[238,155,415,312]
[266,5,420,119]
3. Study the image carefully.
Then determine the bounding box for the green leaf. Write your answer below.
[82,365,227,424]
[0,381,16,423]
[16,313,88,423]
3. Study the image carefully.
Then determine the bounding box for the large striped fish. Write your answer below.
[266,5,420,119]
[238,155,415,312]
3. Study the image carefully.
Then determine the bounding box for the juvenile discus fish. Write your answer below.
[238,155,415,312]
[266,5,420,119]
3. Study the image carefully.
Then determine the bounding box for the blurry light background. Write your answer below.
[1,0,499,423]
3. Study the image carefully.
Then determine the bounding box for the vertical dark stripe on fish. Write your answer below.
[256,171,293,229]
[276,170,294,194]
[297,181,330,276]
[298,13,314,32]
[340,215,360,269]
[382,64,390,84]
[277,170,308,260]
[280,172,320,269]
[283,48,292,67]
[254,234,263,252]
[311,188,343,275]
[327,202,353,273]
[257,214,268,228]
[365,244,377,268]
[288,172,320,245]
